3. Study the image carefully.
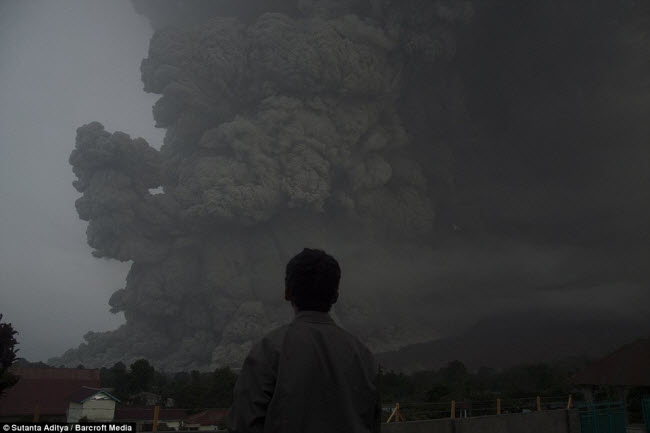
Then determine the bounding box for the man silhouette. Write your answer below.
[226,248,381,433]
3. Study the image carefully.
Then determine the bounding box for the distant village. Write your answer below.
[1,337,649,432]
[0,362,232,431]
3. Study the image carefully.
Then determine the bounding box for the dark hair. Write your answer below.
[285,248,341,312]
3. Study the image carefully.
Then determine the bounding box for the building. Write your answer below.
[572,336,650,426]
[183,409,229,431]
[572,337,650,401]
[128,391,175,408]
[66,387,120,423]
[113,407,188,432]
[0,367,101,422]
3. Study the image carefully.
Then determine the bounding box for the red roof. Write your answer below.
[572,337,650,386]
[184,409,228,426]
[113,407,188,421]
[0,367,100,416]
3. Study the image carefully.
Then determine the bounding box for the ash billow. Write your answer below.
[51,0,650,370]
[52,0,470,370]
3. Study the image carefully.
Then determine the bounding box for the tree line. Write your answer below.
[97,357,586,411]
[379,359,583,404]
[99,360,237,410]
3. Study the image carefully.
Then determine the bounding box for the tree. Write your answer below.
[425,384,450,402]
[101,362,130,400]
[441,360,468,383]
[208,367,237,407]
[378,369,415,402]
[0,314,19,396]
[129,359,155,394]
[439,360,470,399]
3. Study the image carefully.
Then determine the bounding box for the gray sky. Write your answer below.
[1,0,648,365]
[0,0,163,361]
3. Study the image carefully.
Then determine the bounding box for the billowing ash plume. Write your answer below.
[50,0,650,370]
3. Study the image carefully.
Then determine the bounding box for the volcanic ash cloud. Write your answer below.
[51,2,477,370]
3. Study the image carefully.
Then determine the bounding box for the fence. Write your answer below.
[384,395,574,423]
[381,409,580,433]
[575,401,626,433]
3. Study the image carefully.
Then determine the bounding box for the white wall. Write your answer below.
[81,400,115,422]
[67,402,83,423]
[67,399,115,423]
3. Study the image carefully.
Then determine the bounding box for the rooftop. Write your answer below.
[572,337,650,386]
[184,409,228,426]
[0,367,101,416]
[67,387,120,404]
[113,407,188,421]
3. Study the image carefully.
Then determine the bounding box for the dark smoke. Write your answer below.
[49,0,650,370]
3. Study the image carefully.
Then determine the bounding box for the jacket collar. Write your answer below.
[294,310,335,324]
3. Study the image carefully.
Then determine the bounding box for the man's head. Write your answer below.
[285,248,340,312]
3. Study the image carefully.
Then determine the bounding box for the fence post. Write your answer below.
[567,394,573,410]
[397,403,405,422]
[33,404,40,423]
[152,405,160,432]
[497,398,501,415]
[387,403,401,423]
[451,400,456,419]
[537,396,541,411]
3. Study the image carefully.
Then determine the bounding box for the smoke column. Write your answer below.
[50,0,650,370]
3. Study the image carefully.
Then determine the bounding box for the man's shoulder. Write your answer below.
[242,324,290,368]
[331,323,373,352]
[343,329,377,365]
[256,323,291,351]
[291,313,377,365]
[332,323,378,369]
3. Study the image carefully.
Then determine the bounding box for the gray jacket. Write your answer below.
[226,310,381,433]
